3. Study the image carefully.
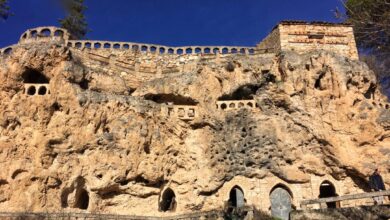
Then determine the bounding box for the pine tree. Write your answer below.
[59,0,88,39]
[0,0,10,20]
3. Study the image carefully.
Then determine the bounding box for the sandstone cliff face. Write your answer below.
[0,41,389,215]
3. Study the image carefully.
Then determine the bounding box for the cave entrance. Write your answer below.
[319,181,339,208]
[22,69,49,84]
[74,188,89,210]
[270,185,293,220]
[228,186,245,208]
[159,188,176,212]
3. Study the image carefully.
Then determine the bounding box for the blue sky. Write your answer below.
[0,0,345,48]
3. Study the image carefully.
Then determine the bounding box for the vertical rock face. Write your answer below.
[0,26,389,217]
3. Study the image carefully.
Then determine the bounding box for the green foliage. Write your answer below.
[0,0,10,20]
[59,0,88,39]
[338,0,390,83]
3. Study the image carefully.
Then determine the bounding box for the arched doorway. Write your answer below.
[319,181,339,208]
[228,186,245,208]
[159,188,176,212]
[270,185,293,220]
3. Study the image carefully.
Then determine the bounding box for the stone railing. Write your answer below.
[24,83,50,96]
[19,26,70,44]
[0,45,15,56]
[216,100,257,110]
[66,40,264,55]
[300,190,390,209]
[161,105,197,120]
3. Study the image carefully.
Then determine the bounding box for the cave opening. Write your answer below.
[319,181,339,208]
[22,69,49,84]
[228,186,245,208]
[159,188,176,212]
[144,94,197,105]
[74,188,89,210]
[219,84,261,101]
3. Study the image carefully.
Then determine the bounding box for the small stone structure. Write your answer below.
[257,21,359,60]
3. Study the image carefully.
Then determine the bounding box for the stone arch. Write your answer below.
[222,48,229,54]
[240,48,246,54]
[177,48,183,54]
[123,44,130,49]
[248,48,255,54]
[84,42,92,48]
[26,86,36,96]
[168,48,174,54]
[185,48,192,54]
[319,180,339,208]
[40,29,51,37]
[22,69,49,84]
[229,103,235,108]
[204,48,211,54]
[37,86,47,95]
[228,185,245,208]
[195,47,201,54]
[113,43,120,49]
[75,42,82,48]
[141,45,148,52]
[54,30,64,37]
[31,30,38,38]
[270,184,293,220]
[213,48,220,54]
[159,187,176,212]
[221,103,227,110]
[94,43,101,49]
[231,48,238,54]
[150,46,157,53]
[3,47,12,55]
[159,47,166,54]
[104,43,111,49]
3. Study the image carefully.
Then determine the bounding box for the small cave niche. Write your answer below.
[314,71,326,90]
[218,84,261,101]
[22,69,49,84]
[79,79,89,90]
[74,188,89,210]
[159,188,176,212]
[144,94,198,105]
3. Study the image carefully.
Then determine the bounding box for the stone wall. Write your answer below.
[257,21,359,60]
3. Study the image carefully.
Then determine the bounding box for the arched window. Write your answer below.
[40,29,51,37]
[319,181,339,208]
[270,184,293,220]
[177,49,183,54]
[159,47,166,54]
[31,30,38,38]
[123,44,130,49]
[185,48,192,54]
[159,188,176,212]
[54,30,64,37]
[94,43,101,49]
[22,69,49,84]
[168,48,174,54]
[84,42,91,48]
[195,48,201,54]
[222,48,229,54]
[228,186,245,208]
[104,43,111,49]
[113,43,121,49]
[150,46,157,53]
[141,45,148,52]
[204,48,211,54]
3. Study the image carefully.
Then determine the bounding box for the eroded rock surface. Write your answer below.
[0,39,389,216]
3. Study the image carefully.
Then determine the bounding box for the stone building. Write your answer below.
[0,21,389,220]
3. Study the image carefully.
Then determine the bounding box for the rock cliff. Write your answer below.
[0,39,389,216]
